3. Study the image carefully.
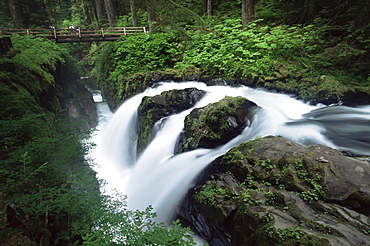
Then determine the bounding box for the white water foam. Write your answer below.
[90,81,370,225]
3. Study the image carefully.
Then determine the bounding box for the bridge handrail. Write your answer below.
[0,27,147,39]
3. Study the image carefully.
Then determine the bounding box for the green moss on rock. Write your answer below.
[189,136,370,245]
[137,88,205,153]
[184,96,258,150]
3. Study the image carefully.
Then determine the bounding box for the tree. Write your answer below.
[242,0,254,28]
[147,2,156,32]
[104,0,116,26]
[205,0,212,16]
[7,0,21,28]
[130,0,138,27]
[298,0,319,23]
[81,0,93,25]
[95,0,105,24]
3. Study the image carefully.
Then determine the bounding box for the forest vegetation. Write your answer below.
[1,0,370,245]
[0,36,196,245]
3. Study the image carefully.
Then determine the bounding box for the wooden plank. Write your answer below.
[0,27,147,43]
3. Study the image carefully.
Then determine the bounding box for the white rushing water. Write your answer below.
[89,81,370,224]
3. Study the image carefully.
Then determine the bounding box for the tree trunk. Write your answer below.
[117,0,129,16]
[203,0,212,16]
[82,0,92,25]
[242,0,254,28]
[130,0,138,27]
[207,0,212,16]
[104,0,116,26]
[95,0,104,23]
[298,0,319,23]
[147,3,155,32]
[7,0,21,28]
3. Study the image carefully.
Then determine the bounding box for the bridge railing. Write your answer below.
[0,27,147,39]
[0,28,56,37]
[77,27,147,38]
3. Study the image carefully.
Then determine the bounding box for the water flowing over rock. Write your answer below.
[181,96,259,151]
[179,136,370,246]
[138,87,206,154]
[93,81,370,246]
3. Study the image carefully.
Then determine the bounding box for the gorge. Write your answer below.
[90,81,370,245]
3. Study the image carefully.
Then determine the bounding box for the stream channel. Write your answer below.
[86,80,370,243]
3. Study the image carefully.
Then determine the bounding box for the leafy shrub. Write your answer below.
[1,35,197,245]
[109,31,181,82]
[175,19,320,77]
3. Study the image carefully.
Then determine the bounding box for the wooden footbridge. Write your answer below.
[0,27,147,43]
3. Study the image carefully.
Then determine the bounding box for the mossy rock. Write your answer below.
[183,96,259,150]
[137,88,206,153]
[185,136,370,245]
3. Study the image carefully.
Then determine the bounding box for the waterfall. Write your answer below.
[90,81,370,224]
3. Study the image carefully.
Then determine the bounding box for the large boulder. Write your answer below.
[138,88,206,153]
[181,96,259,151]
[179,136,370,246]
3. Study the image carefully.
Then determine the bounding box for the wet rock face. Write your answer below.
[137,88,206,153]
[179,137,370,246]
[64,90,98,130]
[181,96,259,151]
[61,84,98,131]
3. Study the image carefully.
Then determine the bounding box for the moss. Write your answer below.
[193,137,365,245]
[138,108,155,154]
[233,203,272,245]
[213,138,329,205]
[184,96,257,149]
[234,204,331,246]
[193,181,232,224]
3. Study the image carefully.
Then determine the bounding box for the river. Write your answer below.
[88,81,370,233]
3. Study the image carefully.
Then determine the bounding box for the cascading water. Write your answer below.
[90,81,370,226]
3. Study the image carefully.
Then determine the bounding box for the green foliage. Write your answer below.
[93,10,370,104]
[1,36,67,108]
[109,32,181,82]
[91,42,115,84]
[196,180,230,207]
[1,34,198,246]
[81,196,197,246]
[12,35,66,72]
[175,19,320,77]
[294,159,326,202]
[257,159,276,172]
[266,226,306,242]
[184,96,252,149]
[116,10,148,27]
[256,0,295,25]
[0,6,11,28]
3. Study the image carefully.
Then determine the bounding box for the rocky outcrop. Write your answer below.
[56,63,98,131]
[138,88,206,153]
[62,86,98,131]
[100,69,370,110]
[179,136,370,246]
[100,70,188,111]
[180,96,259,152]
